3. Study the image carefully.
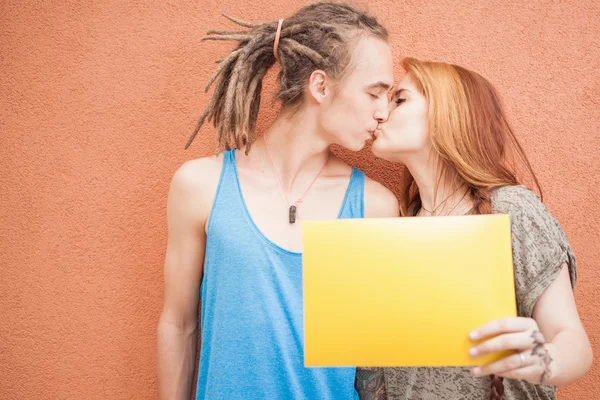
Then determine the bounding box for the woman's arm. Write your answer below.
[469,264,592,385]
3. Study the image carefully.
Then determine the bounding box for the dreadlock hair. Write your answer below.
[184,2,388,154]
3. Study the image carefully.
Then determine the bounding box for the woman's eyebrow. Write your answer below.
[392,88,409,98]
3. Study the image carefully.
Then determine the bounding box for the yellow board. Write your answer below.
[302,215,517,367]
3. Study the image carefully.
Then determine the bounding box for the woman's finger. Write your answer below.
[495,364,544,383]
[469,330,542,357]
[473,351,535,376]
[470,317,538,341]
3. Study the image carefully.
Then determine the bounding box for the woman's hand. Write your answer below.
[468,317,555,384]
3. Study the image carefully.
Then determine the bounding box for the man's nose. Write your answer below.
[374,105,389,123]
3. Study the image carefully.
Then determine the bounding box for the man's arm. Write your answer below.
[157,158,221,400]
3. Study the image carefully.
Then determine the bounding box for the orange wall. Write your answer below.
[1,1,598,399]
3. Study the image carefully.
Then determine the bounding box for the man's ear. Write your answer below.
[307,69,329,104]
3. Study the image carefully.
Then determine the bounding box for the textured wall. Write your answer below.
[1,0,598,399]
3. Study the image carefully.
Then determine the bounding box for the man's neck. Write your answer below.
[250,107,332,191]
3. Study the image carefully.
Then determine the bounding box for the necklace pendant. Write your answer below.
[289,205,297,224]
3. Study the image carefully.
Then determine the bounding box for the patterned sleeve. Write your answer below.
[492,186,577,318]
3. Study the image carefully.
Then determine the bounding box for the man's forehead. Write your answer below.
[350,64,394,89]
[366,81,393,91]
[350,37,394,83]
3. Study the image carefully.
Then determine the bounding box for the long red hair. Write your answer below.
[400,58,542,399]
[399,58,542,218]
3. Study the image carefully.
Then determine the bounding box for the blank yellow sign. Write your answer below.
[302,215,517,367]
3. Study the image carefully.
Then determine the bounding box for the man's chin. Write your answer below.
[343,137,370,152]
[330,135,370,152]
[346,141,367,152]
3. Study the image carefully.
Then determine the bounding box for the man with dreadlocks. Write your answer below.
[157,3,398,400]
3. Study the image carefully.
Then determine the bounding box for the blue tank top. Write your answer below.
[196,149,364,400]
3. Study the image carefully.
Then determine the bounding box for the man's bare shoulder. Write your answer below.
[168,154,224,220]
[364,176,399,218]
[172,154,223,187]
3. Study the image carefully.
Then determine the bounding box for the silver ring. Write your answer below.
[519,352,526,368]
